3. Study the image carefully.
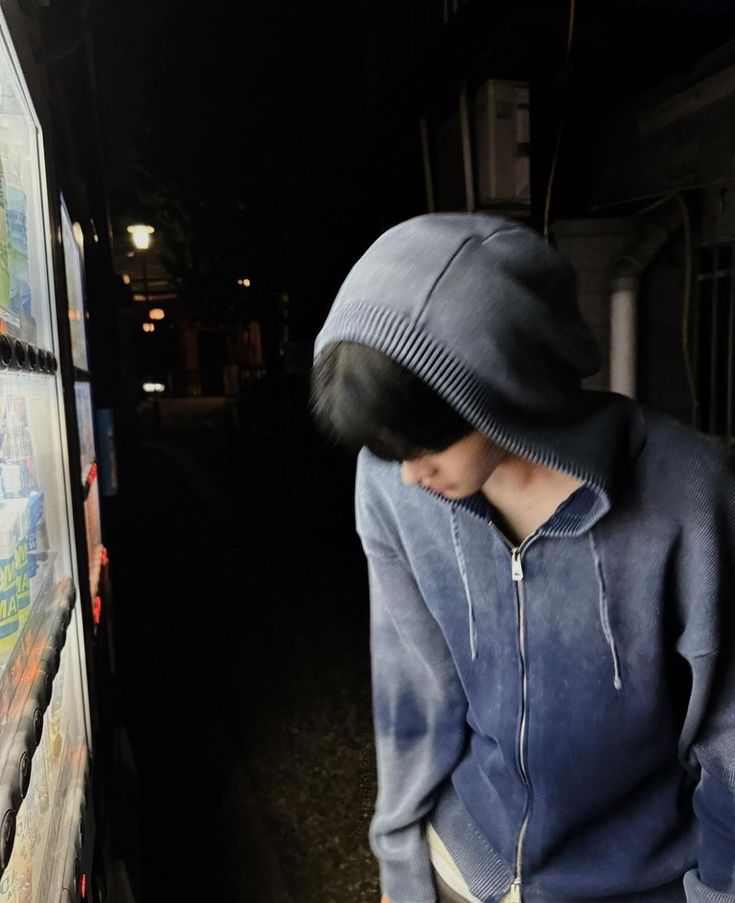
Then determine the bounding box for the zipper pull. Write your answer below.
[511,548,524,582]
[509,878,522,903]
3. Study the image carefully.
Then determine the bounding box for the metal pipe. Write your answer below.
[419,116,435,213]
[709,276,718,434]
[609,215,681,397]
[459,85,476,212]
[610,275,639,398]
[728,274,734,457]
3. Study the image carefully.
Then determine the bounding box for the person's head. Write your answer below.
[312,213,602,491]
[310,341,509,498]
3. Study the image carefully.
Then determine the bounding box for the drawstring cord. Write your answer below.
[450,507,621,685]
[451,505,478,660]
[588,531,623,690]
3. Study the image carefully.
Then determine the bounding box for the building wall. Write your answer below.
[593,45,735,242]
[556,41,735,433]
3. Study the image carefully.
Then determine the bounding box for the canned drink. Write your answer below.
[25,491,44,576]
[13,538,29,626]
[0,503,20,661]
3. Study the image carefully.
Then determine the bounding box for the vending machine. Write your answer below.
[0,6,96,902]
[61,198,108,638]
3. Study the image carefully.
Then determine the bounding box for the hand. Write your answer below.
[380,896,393,903]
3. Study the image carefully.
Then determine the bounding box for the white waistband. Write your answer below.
[427,822,483,903]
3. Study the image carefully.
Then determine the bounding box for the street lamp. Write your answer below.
[127,223,155,303]
[127,223,155,250]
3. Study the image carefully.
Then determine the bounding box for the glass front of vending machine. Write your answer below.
[0,8,94,903]
[60,199,106,631]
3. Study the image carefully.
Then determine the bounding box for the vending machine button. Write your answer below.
[40,643,60,677]
[17,751,30,798]
[39,667,53,708]
[0,335,10,368]
[18,701,43,749]
[0,809,15,869]
[31,705,43,745]
[13,340,26,369]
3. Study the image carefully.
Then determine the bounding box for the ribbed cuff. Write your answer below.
[379,853,438,903]
[684,870,735,903]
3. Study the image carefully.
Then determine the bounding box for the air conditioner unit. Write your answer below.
[473,80,530,207]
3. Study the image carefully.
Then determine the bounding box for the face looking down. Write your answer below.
[399,430,509,499]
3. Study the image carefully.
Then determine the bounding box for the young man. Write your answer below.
[310,213,735,903]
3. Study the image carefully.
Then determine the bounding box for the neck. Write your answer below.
[482,452,583,507]
[483,453,551,495]
[481,453,585,545]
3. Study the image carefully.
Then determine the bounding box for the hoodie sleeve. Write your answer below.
[680,471,735,903]
[356,460,469,903]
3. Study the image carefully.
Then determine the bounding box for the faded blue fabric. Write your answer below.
[313,214,735,903]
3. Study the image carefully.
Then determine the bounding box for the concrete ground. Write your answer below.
[105,396,379,903]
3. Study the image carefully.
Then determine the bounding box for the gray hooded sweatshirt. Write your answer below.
[313,214,735,903]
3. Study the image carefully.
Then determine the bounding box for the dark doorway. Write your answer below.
[198,329,227,396]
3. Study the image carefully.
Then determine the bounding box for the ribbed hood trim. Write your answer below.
[314,298,636,537]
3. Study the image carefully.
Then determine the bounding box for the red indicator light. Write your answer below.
[80,872,87,898]
[92,595,102,625]
[100,546,109,567]
[88,463,98,486]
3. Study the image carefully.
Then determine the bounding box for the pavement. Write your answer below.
[101,396,379,903]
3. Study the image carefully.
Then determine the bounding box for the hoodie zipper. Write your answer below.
[491,524,537,903]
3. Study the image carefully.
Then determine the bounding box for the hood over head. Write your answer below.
[314,213,645,510]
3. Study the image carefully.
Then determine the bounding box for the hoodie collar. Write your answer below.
[421,389,646,541]
[441,480,605,541]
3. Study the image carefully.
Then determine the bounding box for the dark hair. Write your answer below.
[310,341,472,461]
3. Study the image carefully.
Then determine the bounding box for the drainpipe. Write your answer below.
[459,82,476,212]
[609,206,683,397]
[419,116,435,213]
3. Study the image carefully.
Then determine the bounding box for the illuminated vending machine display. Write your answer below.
[61,200,107,633]
[0,10,93,903]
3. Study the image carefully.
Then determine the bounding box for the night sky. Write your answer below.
[91,0,376,343]
[89,0,735,336]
